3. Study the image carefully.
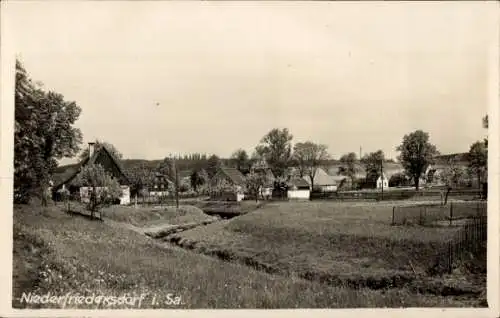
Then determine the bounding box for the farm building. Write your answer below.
[303,167,338,192]
[210,167,246,201]
[52,142,131,205]
[149,172,172,196]
[287,178,310,200]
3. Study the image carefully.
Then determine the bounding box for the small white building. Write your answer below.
[287,178,311,200]
[376,173,389,189]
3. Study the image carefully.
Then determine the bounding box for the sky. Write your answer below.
[4,1,495,165]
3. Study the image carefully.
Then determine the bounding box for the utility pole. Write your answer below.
[173,154,179,209]
[380,158,384,200]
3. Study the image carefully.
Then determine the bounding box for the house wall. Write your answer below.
[320,185,337,192]
[287,189,310,200]
[376,178,388,189]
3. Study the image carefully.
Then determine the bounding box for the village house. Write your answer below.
[376,173,389,189]
[148,172,172,197]
[303,167,338,192]
[209,166,246,201]
[52,142,131,205]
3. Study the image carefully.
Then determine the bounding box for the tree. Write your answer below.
[338,152,358,189]
[73,164,122,219]
[206,154,221,179]
[468,141,487,189]
[255,128,293,179]
[79,140,123,161]
[293,142,329,191]
[396,130,439,191]
[245,170,266,202]
[440,159,467,205]
[14,60,83,204]
[231,149,250,174]
[157,157,180,208]
[361,150,385,187]
[126,163,154,198]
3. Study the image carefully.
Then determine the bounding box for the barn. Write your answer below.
[209,167,246,201]
[303,167,338,192]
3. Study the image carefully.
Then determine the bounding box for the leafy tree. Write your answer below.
[468,141,487,189]
[255,128,293,179]
[206,154,221,179]
[231,149,250,174]
[293,142,329,190]
[73,164,122,219]
[245,170,266,202]
[440,159,467,205]
[388,172,410,187]
[15,60,83,204]
[157,157,180,208]
[396,130,439,191]
[338,152,358,189]
[361,150,385,187]
[79,140,123,161]
[126,163,154,198]
[190,169,209,194]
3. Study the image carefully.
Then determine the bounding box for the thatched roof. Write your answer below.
[217,167,246,186]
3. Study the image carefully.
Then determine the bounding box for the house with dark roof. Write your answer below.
[209,166,246,201]
[149,172,172,197]
[51,142,131,205]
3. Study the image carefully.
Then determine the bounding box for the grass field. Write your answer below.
[12,200,486,308]
[167,201,486,302]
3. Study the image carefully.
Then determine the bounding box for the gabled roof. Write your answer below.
[288,178,310,188]
[303,167,337,186]
[216,167,246,185]
[52,144,129,189]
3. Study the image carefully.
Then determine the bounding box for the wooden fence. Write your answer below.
[432,215,487,274]
[391,201,487,226]
[310,189,482,202]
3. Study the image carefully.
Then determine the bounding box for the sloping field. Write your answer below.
[100,204,216,227]
[12,204,479,308]
[169,201,484,299]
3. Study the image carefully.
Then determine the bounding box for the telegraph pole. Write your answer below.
[380,159,384,200]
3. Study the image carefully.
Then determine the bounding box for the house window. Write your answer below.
[154,185,158,189]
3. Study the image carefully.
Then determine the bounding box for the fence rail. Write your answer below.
[310,189,482,202]
[392,201,487,226]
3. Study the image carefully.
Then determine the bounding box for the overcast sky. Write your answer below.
[4,1,494,164]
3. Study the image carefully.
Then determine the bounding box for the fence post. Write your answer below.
[449,202,453,226]
[392,206,395,225]
[448,242,453,274]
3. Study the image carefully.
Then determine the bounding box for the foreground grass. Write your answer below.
[13,203,480,308]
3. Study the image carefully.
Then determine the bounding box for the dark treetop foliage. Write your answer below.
[255,128,293,180]
[293,141,329,190]
[15,60,83,203]
[396,130,439,191]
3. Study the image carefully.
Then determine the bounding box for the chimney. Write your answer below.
[88,142,96,158]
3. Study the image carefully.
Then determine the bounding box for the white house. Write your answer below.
[376,173,389,189]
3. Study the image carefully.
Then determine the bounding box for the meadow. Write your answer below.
[12,199,486,308]
[167,200,486,300]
